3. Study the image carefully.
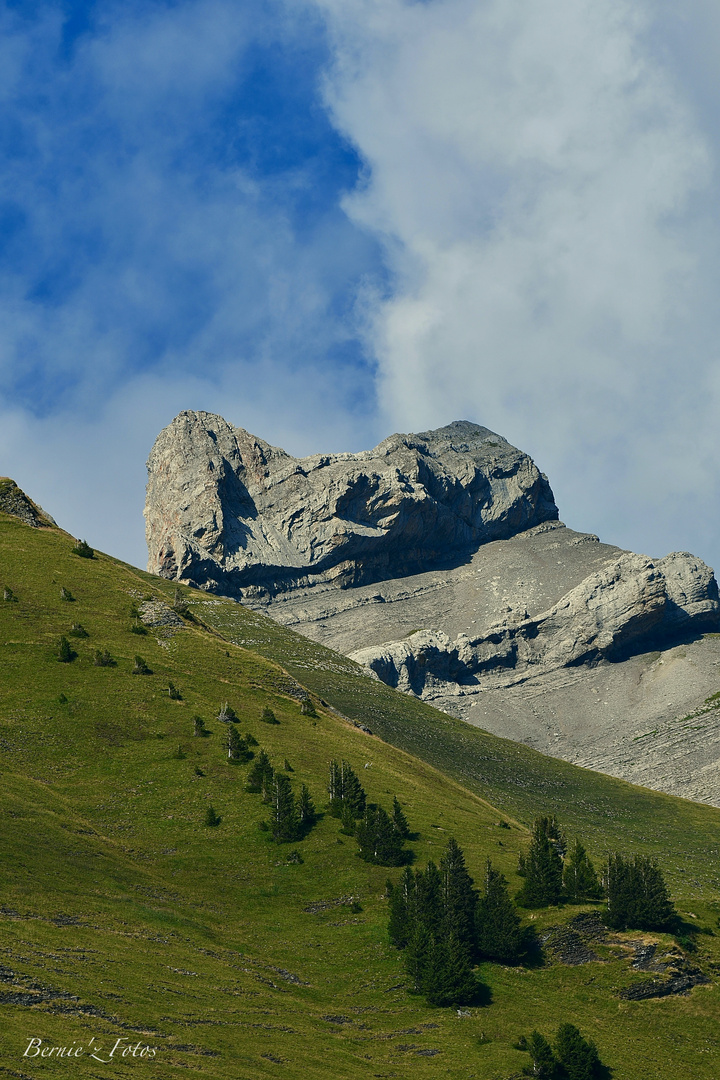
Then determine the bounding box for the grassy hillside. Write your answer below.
[1,508,720,1079]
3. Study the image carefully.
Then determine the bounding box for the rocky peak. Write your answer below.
[145,411,559,595]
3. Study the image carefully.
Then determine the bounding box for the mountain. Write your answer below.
[145,412,720,806]
[2,486,720,1079]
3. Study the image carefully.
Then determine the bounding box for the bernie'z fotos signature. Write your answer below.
[24,1037,158,1062]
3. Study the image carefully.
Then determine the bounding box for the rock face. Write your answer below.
[145,411,558,594]
[350,551,720,693]
[0,478,56,528]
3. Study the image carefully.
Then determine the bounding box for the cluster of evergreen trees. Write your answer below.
[245,748,317,842]
[604,853,675,931]
[387,838,527,1006]
[328,761,412,866]
[516,816,676,931]
[517,817,602,907]
[516,1024,604,1079]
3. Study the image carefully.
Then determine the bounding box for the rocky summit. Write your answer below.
[145,412,720,805]
[145,411,558,593]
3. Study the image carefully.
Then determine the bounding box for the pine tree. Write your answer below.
[520,1031,558,1079]
[300,697,316,716]
[57,636,75,663]
[72,539,94,558]
[93,649,115,667]
[3,586,17,602]
[387,867,415,948]
[563,839,603,903]
[605,853,675,931]
[424,934,481,1007]
[218,702,238,723]
[440,838,477,950]
[69,622,88,637]
[355,805,407,865]
[404,922,432,995]
[168,681,182,700]
[476,859,524,963]
[327,760,366,818]
[261,706,279,724]
[246,749,274,794]
[415,860,444,936]
[132,655,152,675]
[554,1023,601,1080]
[297,784,317,832]
[392,796,410,838]
[516,817,565,907]
[193,715,206,737]
[270,774,299,842]
[204,805,221,827]
[339,800,357,835]
[60,587,75,601]
[226,724,251,762]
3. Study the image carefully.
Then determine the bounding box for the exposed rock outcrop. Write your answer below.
[350,551,720,692]
[0,478,56,528]
[145,412,558,594]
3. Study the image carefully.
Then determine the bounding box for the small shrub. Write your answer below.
[286,850,303,864]
[72,539,94,559]
[204,805,221,827]
[57,693,68,704]
[69,623,88,638]
[194,766,204,776]
[193,715,207,737]
[130,620,147,635]
[173,744,186,760]
[168,681,182,700]
[57,636,76,663]
[93,649,116,667]
[3,586,17,602]
[132,655,152,675]
[60,587,75,602]
[300,698,316,717]
[218,702,238,723]
[261,707,280,724]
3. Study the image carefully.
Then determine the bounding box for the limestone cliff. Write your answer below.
[145,412,558,594]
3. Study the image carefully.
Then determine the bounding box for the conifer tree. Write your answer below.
[516,817,564,907]
[300,697,316,716]
[226,724,251,762]
[339,800,356,835]
[218,702,238,723]
[605,853,675,930]
[327,760,366,817]
[424,934,481,1007]
[193,715,206,737]
[355,805,407,865]
[69,622,88,637]
[440,838,478,950]
[415,860,444,936]
[476,859,524,963]
[554,1023,601,1080]
[403,922,432,995]
[392,796,410,838]
[563,839,603,903]
[132,655,152,674]
[204,805,221,827]
[57,636,75,663]
[519,1031,558,1079]
[60,587,75,601]
[93,649,115,667]
[261,707,279,724]
[72,539,94,558]
[297,784,317,832]
[246,749,274,794]
[270,774,299,842]
[387,866,415,948]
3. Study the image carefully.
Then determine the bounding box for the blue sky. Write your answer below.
[2,0,720,574]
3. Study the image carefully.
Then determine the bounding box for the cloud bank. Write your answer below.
[314,0,720,566]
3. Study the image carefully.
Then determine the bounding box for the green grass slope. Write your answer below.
[0,509,719,1079]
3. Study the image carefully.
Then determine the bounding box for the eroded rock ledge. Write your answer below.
[350,551,720,691]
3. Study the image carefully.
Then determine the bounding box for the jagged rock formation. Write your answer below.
[351,551,720,692]
[145,412,720,805]
[145,411,558,594]
[0,478,56,528]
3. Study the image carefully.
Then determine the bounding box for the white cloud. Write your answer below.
[313,0,720,567]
